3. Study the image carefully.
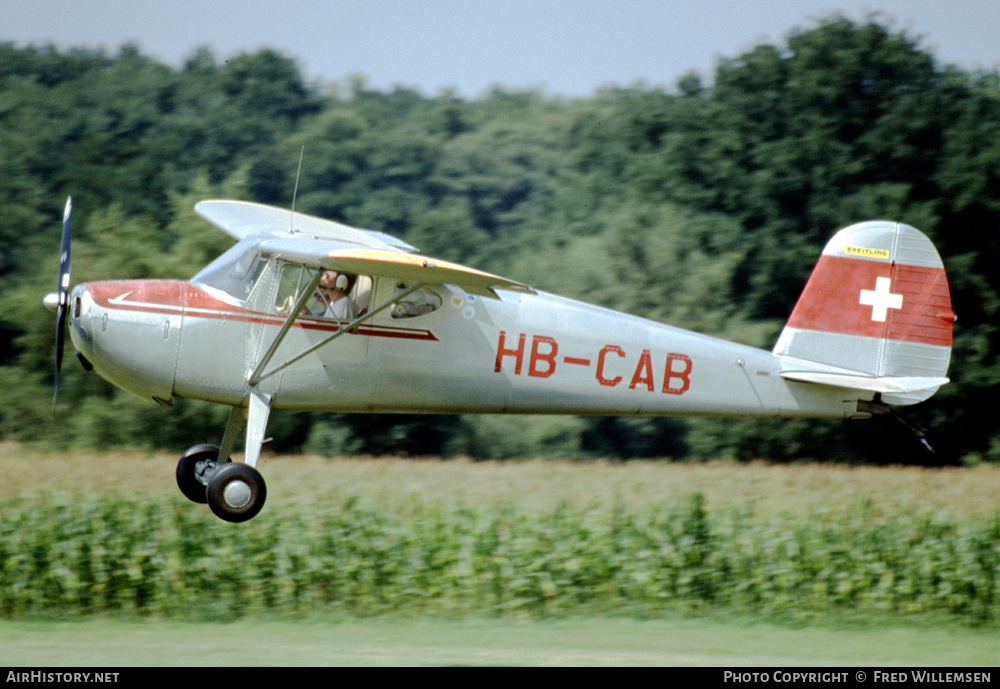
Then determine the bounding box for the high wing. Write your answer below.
[195,200,533,298]
[258,237,534,298]
[194,199,417,252]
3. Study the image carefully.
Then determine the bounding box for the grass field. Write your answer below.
[2,442,999,666]
[6,442,1000,519]
[2,616,999,666]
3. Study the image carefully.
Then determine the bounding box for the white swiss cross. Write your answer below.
[859,276,903,322]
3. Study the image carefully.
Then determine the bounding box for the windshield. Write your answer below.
[191,237,266,304]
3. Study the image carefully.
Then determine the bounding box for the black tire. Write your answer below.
[206,463,267,523]
[176,444,228,504]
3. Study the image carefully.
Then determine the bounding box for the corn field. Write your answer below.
[1,491,997,625]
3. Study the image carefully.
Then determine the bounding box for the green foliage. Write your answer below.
[1,16,999,462]
[1,492,996,625]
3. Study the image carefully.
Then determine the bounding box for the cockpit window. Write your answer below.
[192,238,266,304]
[274,264,371,321]
[391,282,442,319]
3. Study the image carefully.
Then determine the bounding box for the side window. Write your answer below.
[391,281,442,319]
[274,265,312,314]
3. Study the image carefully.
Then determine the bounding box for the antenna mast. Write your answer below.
[289,145,304,234]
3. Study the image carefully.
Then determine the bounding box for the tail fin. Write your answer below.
[773,221,954,405]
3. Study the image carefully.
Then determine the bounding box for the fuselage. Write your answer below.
[68,249,870,420]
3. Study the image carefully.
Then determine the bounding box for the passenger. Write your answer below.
[316,270,358,320]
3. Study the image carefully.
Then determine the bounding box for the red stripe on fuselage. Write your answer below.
[786,256,953,347]
[88,280,438,341]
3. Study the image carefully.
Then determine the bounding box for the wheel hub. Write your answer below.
[223,480,252,509]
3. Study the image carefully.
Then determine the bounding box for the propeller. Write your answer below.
[52,197,72,407]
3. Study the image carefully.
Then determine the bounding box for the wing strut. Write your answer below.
[247,271,323,386]
[247,281,428,386]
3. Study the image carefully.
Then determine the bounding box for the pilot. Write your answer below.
[316,270,359,320]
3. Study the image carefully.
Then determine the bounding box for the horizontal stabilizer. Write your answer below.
[779,369,949,395]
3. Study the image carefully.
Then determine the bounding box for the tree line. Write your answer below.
[2,16,998,464]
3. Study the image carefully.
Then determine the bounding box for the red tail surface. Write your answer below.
[774,221,954,405]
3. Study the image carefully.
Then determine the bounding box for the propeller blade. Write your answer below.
[53,197,72,407]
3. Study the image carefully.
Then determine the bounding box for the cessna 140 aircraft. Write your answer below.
[45,198,954,522]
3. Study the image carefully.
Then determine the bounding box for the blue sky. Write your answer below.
[6,0,999,97]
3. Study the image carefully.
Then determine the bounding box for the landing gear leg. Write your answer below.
[206,392,272,523]
[241,391,270,469]
[218,405,247,465]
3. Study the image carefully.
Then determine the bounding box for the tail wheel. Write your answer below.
[206,462,267,523]
[176,444,228,504]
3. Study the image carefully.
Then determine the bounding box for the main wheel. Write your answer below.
[176,444,228,504]
[206,463,267,523]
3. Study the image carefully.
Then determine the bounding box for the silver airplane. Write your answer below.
[45,198,955,522]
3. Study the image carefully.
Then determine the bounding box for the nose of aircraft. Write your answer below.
[60,280,184,404]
